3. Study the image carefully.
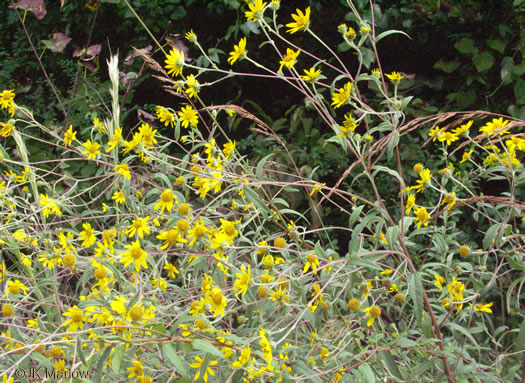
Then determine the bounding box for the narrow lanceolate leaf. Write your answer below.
[408,272,423,327]
[162,343,189,378]
[375,29,411,43]
[193,339,224,359]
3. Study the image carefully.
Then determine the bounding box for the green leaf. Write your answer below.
[454,38,475,54]
[32,350,55,369]
[337,41,351,52]
[387,131,399,161]
[111,344,126,374]
[256,153,273,179]
[448,322,479,349]
[398,337,417,347]
[378,350,404,379]
[472,52,495,72]
[433,58,460,73]
[240,20,260,35]
[75,336,88,367]
[455,89,476,109]
[193,339,224,359]
[372,165,405,190]
[422,310,433,338]
[375,29,411,43]
[359,363,376,383]
[407,358,440,381]
[244,187,269,218]
[506,253,525,271]
[348,254,382,271]
[487,39,505,53]
[359,47,376,69]
[170,5,186,20]
[93,346,113,383]
[482,223,506,250]
[408,272,423,327]
[292,360,323,383]
[515,319,525,352]
[349,205,364,228]
[162,343,189,378]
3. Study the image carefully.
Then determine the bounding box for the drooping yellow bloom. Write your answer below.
[438,131,459,146]
[434,274,444,291]
[405,193,415,214]
[447,277,463,300]
[112,190,126,204]
[164,262,179,278]
[407,168,432,193]
[473,302,493,313]
[155,106,175,129]
[342,112,358,132]
[286,7,310,34]
[206,287,227,317]
[385,71,405,83]
[190,356,217,383]
[245,0,267,22]
[300,67,321,83]
[165,48,185,77]
[127,360,143,379]
[223,141,236,159]
[233,265,251,296]
[259,328,272,364]
[79,223,96,247]
[186,218,207,246]
[106,127,122,152]
[460,149,473,164]
[0,90,15,116]
[185,74,200,99]
[185,29,197,43]
[39,194,62,218]
[309,182,325,197]
[0,122,14,137]
[506,137,525,152]
[82,139,101,159]
[177,105,199,128]
[320,346,330,359]
[428,126,444,141]
[115,163,131,180]
[7,279,29,295]
[228,37,247,65]
[414,206,430,229]
[453,120,472,136]
[154,189,176,213]
[232,345,251,368]
[138,123,157,149]
[62,306,85,332]
[120,240,148,272]
[331,82,352,109]
[279,48,300,71]
[156,228,187,249]
[479,117,510,136]
[440,192,456,211]
[126,216,151,238]
[304,253,320,274]
[122,131,142,155]
[363,306,381,327]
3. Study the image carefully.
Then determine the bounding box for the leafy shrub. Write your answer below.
[0,2,524,383]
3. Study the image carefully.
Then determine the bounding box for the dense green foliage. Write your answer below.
[0,1,524,382]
